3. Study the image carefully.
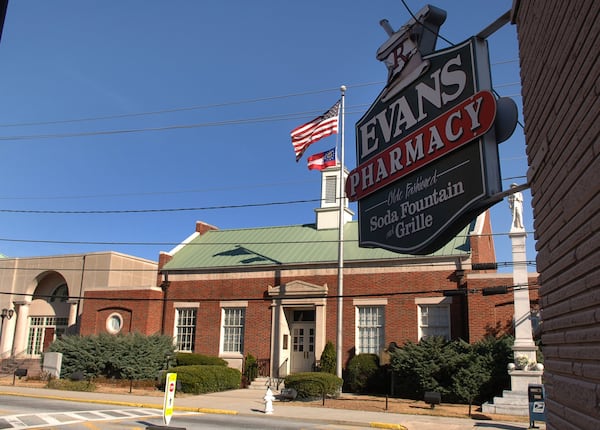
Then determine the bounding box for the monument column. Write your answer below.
[508,184,537,363]
[482,186,542,415]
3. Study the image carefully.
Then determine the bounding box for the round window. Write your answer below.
[106,313,123,334]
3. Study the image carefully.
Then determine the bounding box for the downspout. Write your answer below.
[76,255,86,332]
[160,272,170,335]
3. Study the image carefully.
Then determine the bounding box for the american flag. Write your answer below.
[290,101,340,161]
[307,147,337,171]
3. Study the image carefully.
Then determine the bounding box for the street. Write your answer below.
[0,395,374,429]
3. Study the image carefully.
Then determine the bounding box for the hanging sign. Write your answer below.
[346,6,510,254]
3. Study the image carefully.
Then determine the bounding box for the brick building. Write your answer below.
[0,167,538,380]
[512,1,599,428]
[83,167,539,378]
[0,252,157,369]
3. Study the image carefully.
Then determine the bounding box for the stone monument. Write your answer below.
[483,186,542,415]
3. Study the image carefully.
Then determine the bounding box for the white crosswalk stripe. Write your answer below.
[0,408,199,429]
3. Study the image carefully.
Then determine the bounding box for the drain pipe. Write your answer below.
[160,273,170,335]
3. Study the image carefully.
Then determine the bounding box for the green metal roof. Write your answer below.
[162,220,472,271]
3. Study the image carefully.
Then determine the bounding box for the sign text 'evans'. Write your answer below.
[346,90,495,201]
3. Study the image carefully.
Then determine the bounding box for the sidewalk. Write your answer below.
[0,384,545,430]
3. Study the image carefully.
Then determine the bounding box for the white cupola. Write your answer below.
[315,163,354,230]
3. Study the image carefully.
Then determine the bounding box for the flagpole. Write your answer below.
[336,85,346,379]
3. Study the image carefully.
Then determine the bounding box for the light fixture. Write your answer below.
[0,308,14,343]
[1,308,14,320]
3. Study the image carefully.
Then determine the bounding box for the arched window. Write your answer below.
[50,283,69,302]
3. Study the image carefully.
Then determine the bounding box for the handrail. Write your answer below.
[277,358,288,379]
[273,358,289,390]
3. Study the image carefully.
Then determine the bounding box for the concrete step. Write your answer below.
[493,390,528,404]
[482,390,529,416]
[247,377,284,391]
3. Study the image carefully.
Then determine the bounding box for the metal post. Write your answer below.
[336,85,346,380]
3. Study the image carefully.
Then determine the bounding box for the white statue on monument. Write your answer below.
[508,183,524,230]
[482,182,541,415]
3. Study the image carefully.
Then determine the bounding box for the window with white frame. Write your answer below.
[356,306,384,354]
[221,307,245,353]
[418,303,451,340]
[175,307,197,352]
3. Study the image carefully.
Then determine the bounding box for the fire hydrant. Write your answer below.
[264,387,275,414]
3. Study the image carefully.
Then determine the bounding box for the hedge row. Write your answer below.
[163,365,242,395]
[336,335,516,406]
[175,352,228,367]
[47,333,175,380]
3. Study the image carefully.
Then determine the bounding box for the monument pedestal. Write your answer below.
[482,369,543,416]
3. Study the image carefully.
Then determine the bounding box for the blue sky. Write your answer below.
[0,1,535,272]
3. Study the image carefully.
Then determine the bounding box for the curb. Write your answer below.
[370,422,408,430]
[0,390,240,416]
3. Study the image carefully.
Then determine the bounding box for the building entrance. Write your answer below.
[290,309,315,373]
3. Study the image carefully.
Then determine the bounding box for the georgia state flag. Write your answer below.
[307,147,336,171]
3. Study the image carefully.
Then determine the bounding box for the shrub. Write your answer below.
[319,341,336,374]
[47,333,174,381]
[389,335,514,404]
[161,365,241,395]
[344,353,385,393]
[243,353,258,382]
[451,350,490,416]
[390,336,465,400]
[473,335,512,401]
[175,352,228,367]
[284,372,342,400]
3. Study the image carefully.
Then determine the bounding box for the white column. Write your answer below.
[510,230,537,362]
[12,301,31,356]
[67,299,79,330]
[0,313,15,358]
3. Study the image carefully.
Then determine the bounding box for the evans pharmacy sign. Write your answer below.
[346,7,510,254]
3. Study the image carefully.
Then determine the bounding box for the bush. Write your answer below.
[161,365,241,395]
[389,335,514,404]
[243,353,258,382]
[284,372,342,400]
[175,352,228,367]
[344,353,385,393]
[473,335,512,401]
[319,341,336,374]
[47,333,174,381]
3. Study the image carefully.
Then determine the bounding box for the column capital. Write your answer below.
[12,300,31,307]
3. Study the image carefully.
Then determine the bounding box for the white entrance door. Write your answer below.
[290,322,315,373]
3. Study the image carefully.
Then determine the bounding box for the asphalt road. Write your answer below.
[0,395,374,429]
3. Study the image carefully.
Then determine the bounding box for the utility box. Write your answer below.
[528,383,546,428]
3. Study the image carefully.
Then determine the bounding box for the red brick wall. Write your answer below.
[514,1,599,428]
[80,289,163,335]
[466,275,539,342]
[83,267,532,370]
[164,269,469,368]
[470,211,497,267]
[164,277,275,361]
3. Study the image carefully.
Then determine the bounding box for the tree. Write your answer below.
[451,352,491,416]
[319,341,336,374]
